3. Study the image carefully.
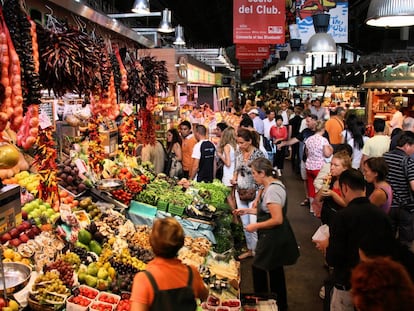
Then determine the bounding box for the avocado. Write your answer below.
[78,229,92,245]
[89,240,102,255]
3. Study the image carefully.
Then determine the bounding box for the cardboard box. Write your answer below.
[0,185,22,234]
[100,129,118,156]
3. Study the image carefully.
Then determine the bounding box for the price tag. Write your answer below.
[39,111,53,129]
[122,104,134,116]
[74,158,87,175]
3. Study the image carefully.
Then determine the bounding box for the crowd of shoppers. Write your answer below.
[135,96,414,311]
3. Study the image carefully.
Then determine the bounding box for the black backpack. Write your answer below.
[143,266,197,311]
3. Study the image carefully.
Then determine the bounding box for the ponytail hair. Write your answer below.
[249,157,278,178]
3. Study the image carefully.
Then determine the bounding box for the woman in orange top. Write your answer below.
[130,218,209,311]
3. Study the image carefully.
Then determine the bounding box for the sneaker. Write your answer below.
[319,285,325,299]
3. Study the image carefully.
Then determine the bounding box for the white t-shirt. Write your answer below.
[341,129,369,169]
[263,118,276,139]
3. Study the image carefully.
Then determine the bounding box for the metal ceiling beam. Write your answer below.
[108,12,161,18]
[45,0,156,48]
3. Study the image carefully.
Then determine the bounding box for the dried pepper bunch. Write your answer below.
[87,115,105,175]
[137,107,155,146]
[119,113,137,156]
[32,127,59,203]
[36,19,101,96]
[124,55,168,106]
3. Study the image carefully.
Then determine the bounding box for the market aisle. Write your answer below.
[240,162,326,311]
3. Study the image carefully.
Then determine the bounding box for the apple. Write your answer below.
[21,210,28,220]
[9,228,19,239]
[0,233,12,244]
[26,229,36,239]
[19,234,29,243]
[0,297,7,309]
[16,223,26,233]
[9,238,21,247]
[31,226,41,236]
[21,221,31,231]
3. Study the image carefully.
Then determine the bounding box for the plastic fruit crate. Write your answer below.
[78,285,100,300]
[156,200,169,212]
[96,292,121,306]
[66,295,92,311]
[168,204,185,216]
[89,301,114,311]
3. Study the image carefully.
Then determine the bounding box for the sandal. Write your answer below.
[238,250,254,260]
[300,199,310,206]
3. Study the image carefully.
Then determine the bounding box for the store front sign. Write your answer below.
[277,82,289,88]
[187,64,215,85]
[365,64,414,83]
[236,44,270,59]
[295,0,348,44]
[288,75,315,86]
[233,0,286,44]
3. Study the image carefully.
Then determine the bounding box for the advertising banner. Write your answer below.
[233,0,286,44]
[295,0,348,44]
[236,44,270,59]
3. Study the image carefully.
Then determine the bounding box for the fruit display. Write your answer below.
[31,271,71,304]
[57,159,89,195]
[21,199,60,226]
[3,171,41,194]
[44,259,75,287]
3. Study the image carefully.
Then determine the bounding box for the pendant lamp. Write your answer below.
[306,14,336,55]
[173,25,185,45]
[366,0,414,27]
[132,0,150,14]
[286,39,307,67]
[158,9,174,33]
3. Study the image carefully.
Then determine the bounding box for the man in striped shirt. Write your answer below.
[383,131,414,247]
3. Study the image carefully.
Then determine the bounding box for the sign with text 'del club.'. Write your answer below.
[233,0,286,44]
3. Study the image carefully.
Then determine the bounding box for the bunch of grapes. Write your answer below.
[71,246,97,265]
[129,244,154,263]
[32,271,69,303]
[60,252,81,269]
[44,259,74,287]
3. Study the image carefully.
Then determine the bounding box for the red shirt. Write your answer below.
[270,125,288,141]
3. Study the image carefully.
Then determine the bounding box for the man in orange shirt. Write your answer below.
[179,120,197,179]
[325,107,346,145]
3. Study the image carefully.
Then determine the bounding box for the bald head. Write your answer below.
[403,117,414,132]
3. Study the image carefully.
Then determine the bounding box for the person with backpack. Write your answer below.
[130,217,209,311]
[189,124,216,182]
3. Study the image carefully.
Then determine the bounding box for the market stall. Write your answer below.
[0,1,250,310]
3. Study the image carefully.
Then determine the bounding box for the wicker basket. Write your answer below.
[28,295,65,311]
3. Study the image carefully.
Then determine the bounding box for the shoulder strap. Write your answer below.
[144,266,193,292]
[186,265,193,287]
[144,270,159,293]
[402,156,414,201]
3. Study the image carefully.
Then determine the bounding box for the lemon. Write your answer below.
[21,258,31,266]
[12,253,22,262]
[3,258,12,262]
[8,299,19,311]
[3,249,15,260]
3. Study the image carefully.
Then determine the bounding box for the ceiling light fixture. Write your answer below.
[158,8,174,33]
[173,25,186,45]
[132,0,150,14]
[306,14,336,55]
[366,0,414,27]
[286,39,307,67]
